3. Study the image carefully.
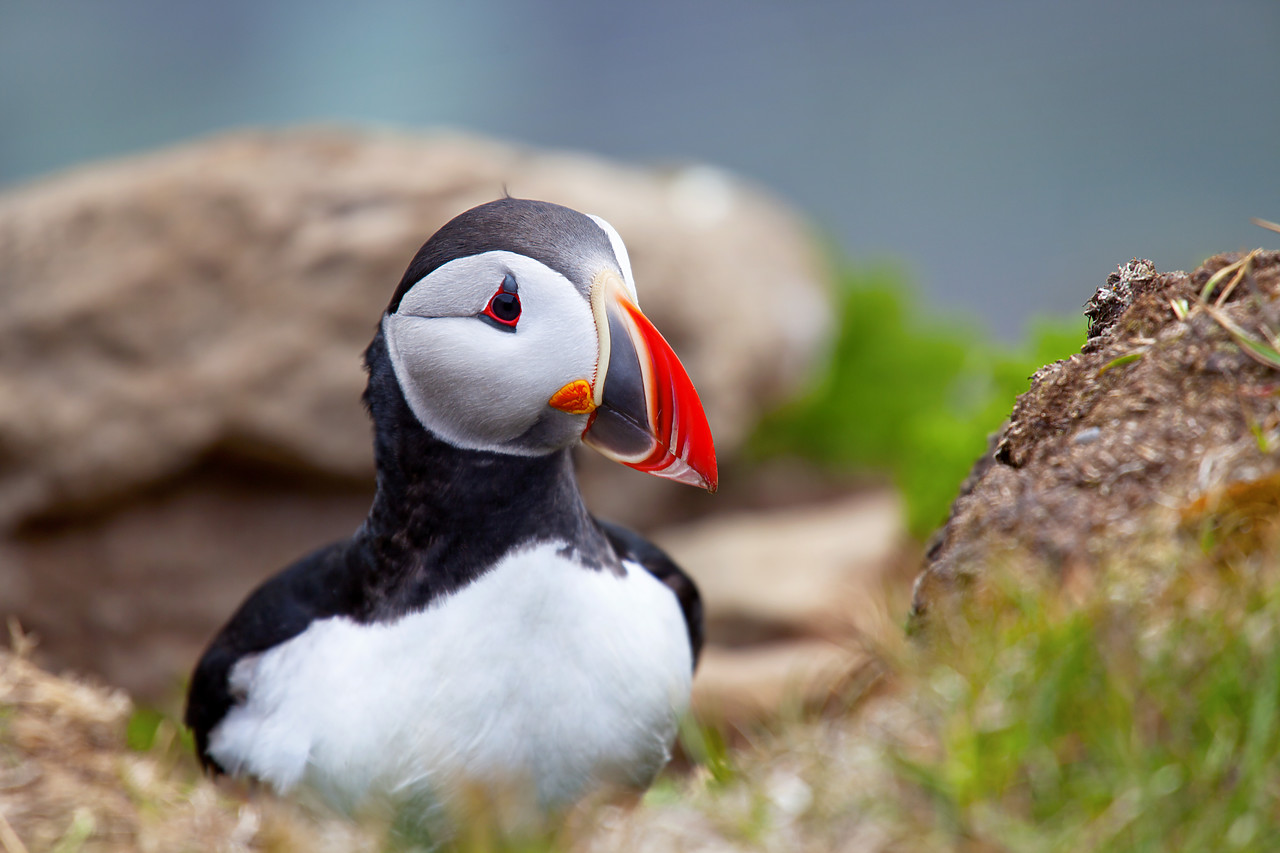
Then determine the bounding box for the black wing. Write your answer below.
[595,518,704,669]
[184,540,364,772]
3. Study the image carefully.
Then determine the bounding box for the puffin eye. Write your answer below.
[480,274,521,330]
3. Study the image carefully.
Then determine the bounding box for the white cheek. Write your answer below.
[385,280,598,454]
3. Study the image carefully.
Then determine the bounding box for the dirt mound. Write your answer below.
[914,250,1280,618]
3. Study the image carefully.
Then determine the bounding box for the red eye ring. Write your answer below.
[483,290,521,327]
[480,273,520,330]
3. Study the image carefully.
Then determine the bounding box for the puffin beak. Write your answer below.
[550,271,718,492]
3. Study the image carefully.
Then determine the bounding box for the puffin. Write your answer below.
[184,198,717,837]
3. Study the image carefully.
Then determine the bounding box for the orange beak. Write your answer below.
[551,271,718,492]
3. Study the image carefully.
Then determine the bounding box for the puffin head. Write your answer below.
[379,198,718,491]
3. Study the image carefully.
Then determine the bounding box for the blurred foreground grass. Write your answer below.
[751,265,1084,538]
[890,555,1280,851]
[87,538,1280,851]
[614,546,1280,852]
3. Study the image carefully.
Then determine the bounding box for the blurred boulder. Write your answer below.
[913,251,1280,621]
[0,127,828,529]
[0,128,829,698]
[658,491,907,720]
[693,640,856,723]
[660,491,902,645]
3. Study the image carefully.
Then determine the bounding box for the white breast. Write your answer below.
[207,542,692,824]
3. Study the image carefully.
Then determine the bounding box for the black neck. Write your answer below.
[355,328,609,614]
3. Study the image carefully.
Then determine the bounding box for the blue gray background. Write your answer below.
[4,0,1278,336]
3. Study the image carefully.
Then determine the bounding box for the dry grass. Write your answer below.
[0,624,376,853]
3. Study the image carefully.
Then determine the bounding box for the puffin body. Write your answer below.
[185,199,716,833]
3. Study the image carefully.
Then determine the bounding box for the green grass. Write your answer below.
[751,265,1084,538]
[632,553,1280,852]
[889,555,1280,852]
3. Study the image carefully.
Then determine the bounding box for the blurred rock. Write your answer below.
[913,251,1280,622]
[0,128,829,698]
[660,491,903,644]
[692,640,862,722]
[0,127,828,529]
[661,491,907,721]
[6,461,373,700]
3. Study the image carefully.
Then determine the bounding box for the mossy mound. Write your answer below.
[915,251,1280,620]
